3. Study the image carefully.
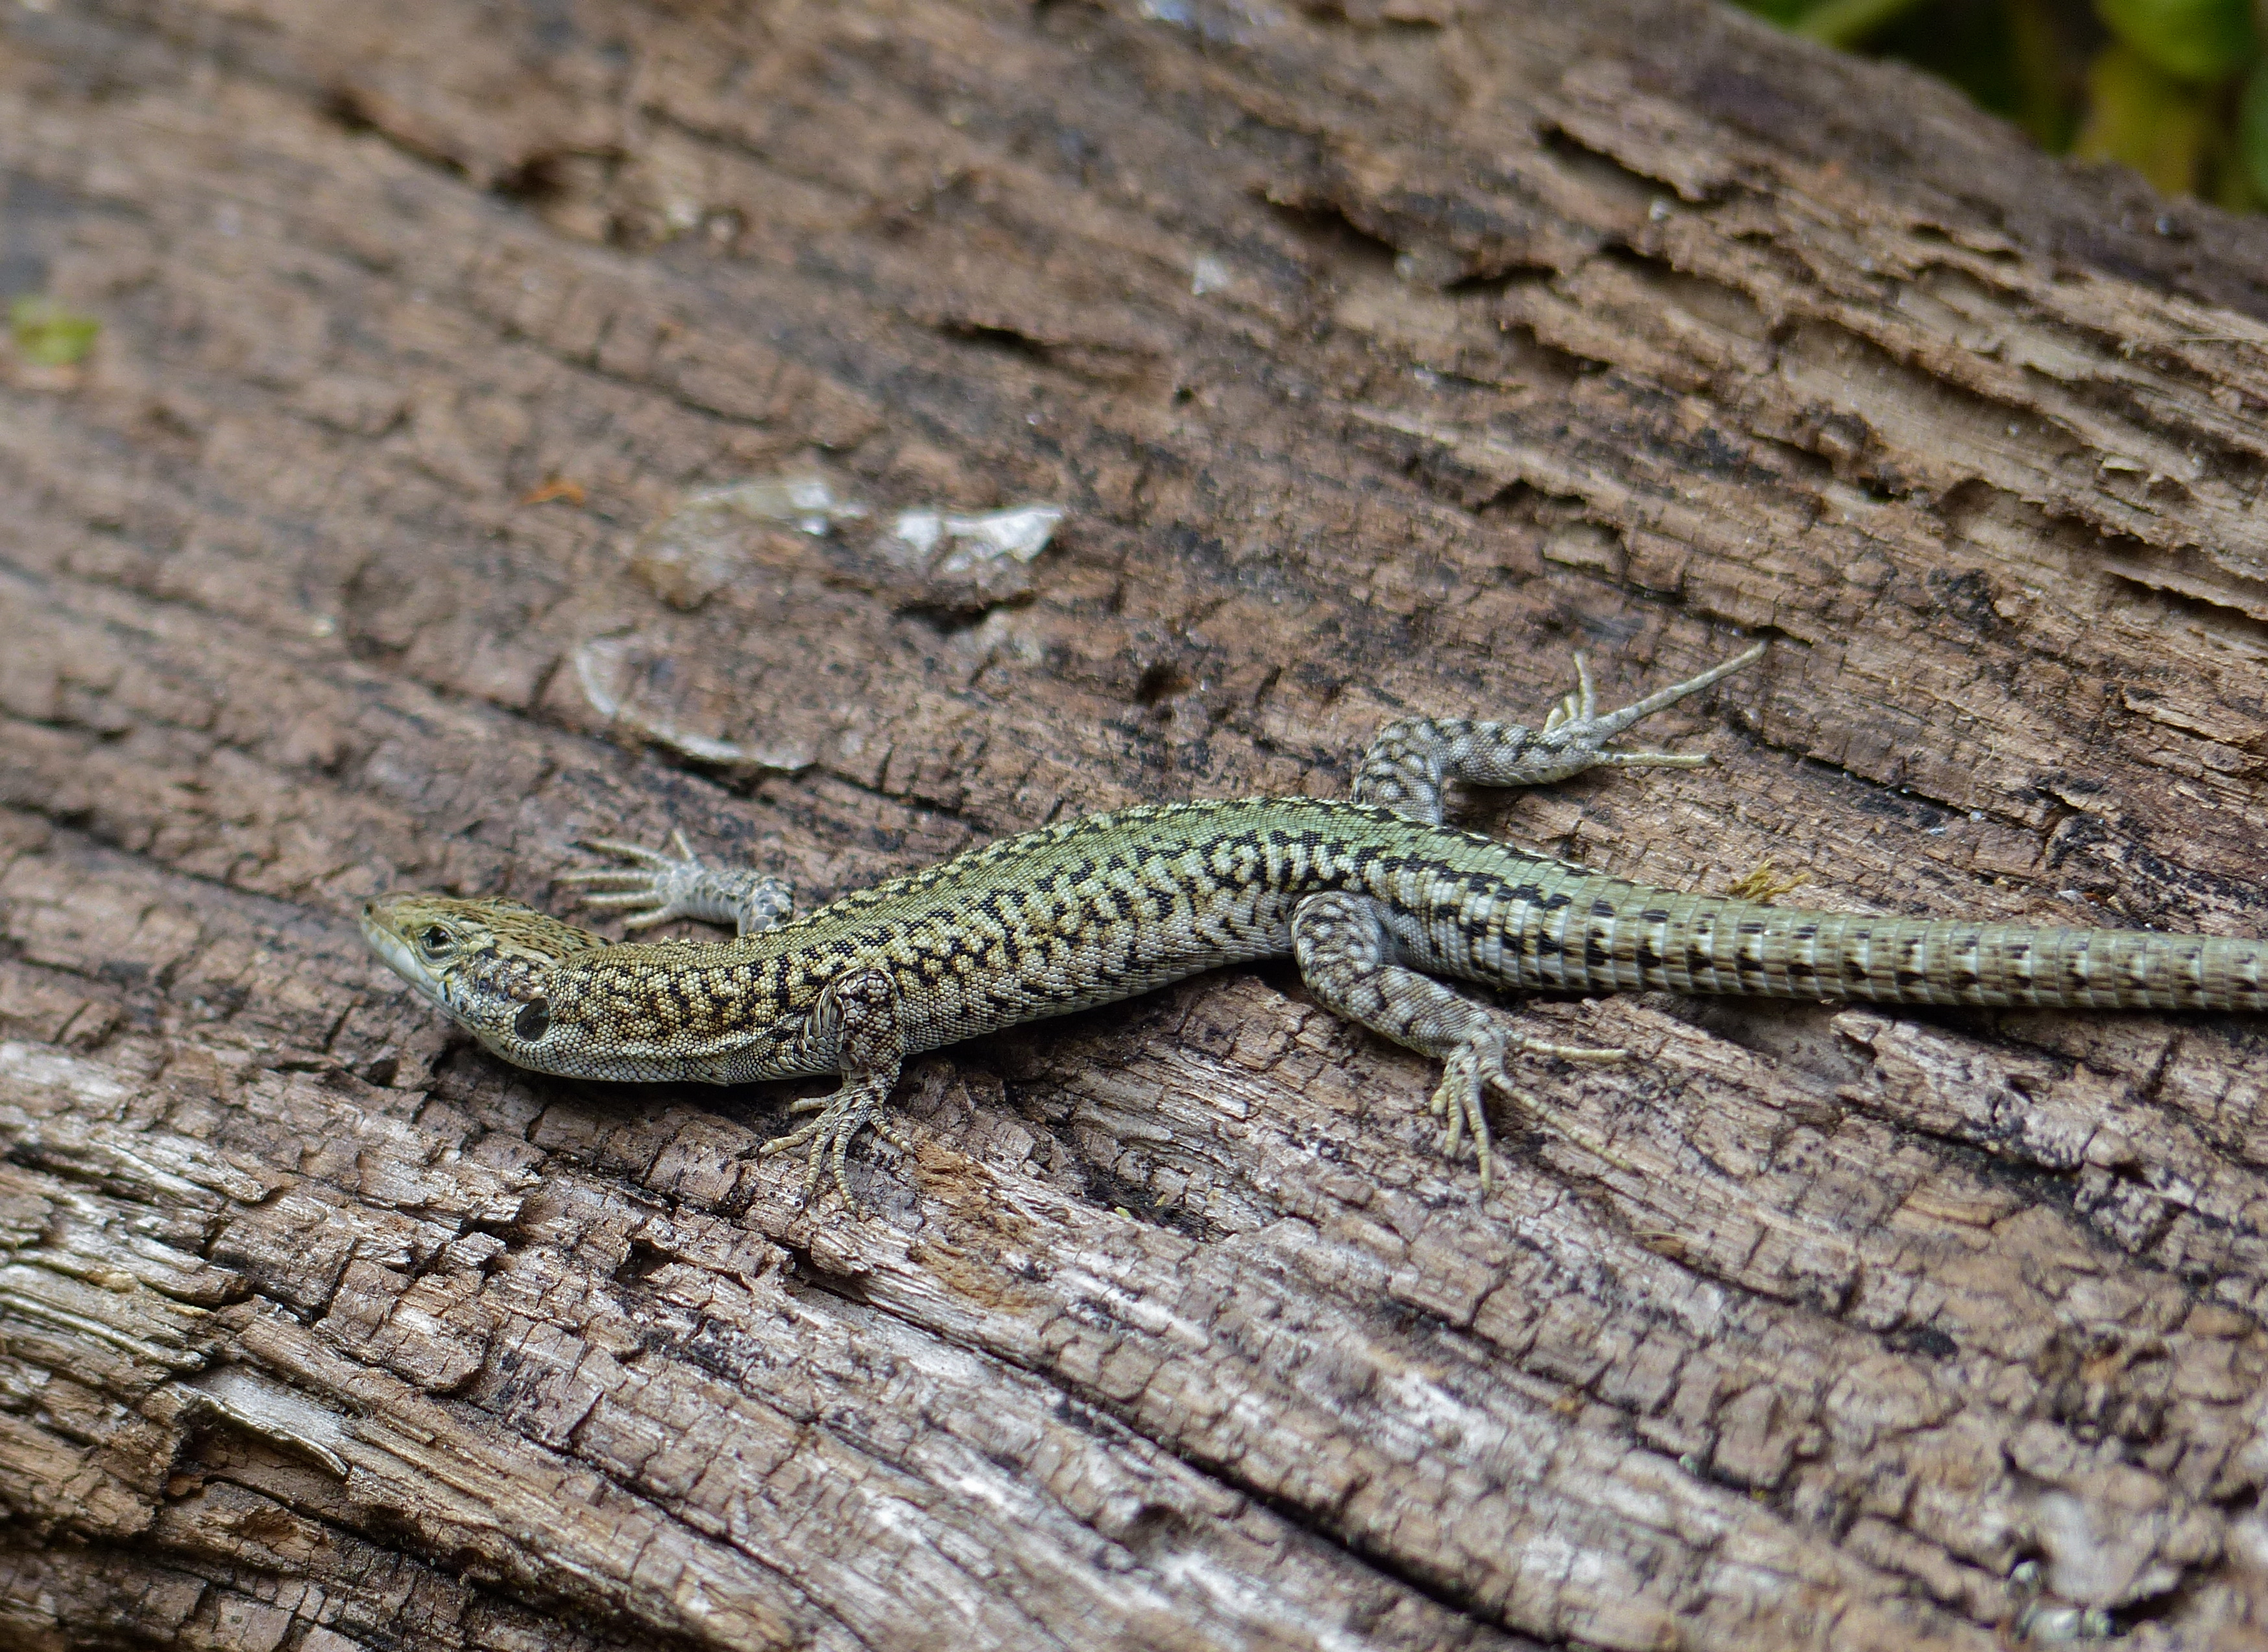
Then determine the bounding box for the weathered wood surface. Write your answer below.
[7,1,2268,1647]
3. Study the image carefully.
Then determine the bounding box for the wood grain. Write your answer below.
[5,1,2268,1646]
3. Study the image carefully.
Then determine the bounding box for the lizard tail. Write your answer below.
[1500,882,2268,1012]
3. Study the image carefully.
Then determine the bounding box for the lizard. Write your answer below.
[361,642,2268,1209]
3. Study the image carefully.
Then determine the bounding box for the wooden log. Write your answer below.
[4,1,2268,1646]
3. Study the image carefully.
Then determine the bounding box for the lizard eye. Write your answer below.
[420,926,453,958]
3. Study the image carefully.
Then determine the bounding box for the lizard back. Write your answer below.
[532,796,2268,1082]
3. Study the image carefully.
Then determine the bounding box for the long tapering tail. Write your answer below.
[1496,877,2268,1013]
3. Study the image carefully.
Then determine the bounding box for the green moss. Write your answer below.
[8,295,99,367]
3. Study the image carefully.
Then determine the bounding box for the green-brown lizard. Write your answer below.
[364,644,2268,1206]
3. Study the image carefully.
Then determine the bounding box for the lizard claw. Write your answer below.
[1554,642,1766,771]
[1431,1025,1632,1187]
[558,831,793,935]
[1541,651,1598,735]
[762,1076,903,1213]
[559,830,715,928]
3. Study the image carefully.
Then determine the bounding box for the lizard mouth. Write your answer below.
[360,898,450,1011]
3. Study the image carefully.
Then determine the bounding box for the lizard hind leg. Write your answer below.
[1353,642,1766,824]
[557,829,795,936]
[1290,892,1627,1187]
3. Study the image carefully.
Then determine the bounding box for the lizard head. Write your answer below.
[361,893,609,1062]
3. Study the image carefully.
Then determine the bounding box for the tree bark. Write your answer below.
[6,1,2268,1646]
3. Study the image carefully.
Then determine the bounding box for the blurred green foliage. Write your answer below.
[1733,0,2268,207]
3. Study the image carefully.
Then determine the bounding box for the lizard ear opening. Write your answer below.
[514,998,551,1041]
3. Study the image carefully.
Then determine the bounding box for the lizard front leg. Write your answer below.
[557,828,795,936]
[1292,891,1624,1187]
[1355,642,1765,825]
[757,967,913,1211]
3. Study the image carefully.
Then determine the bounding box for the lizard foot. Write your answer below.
[1723,859,1811,903]
[1433,1025,1630,1188]
[1539,644,1767,771]
[758,1077,912,1213]
[1352,642,1765,816]
[558,829,793,935]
